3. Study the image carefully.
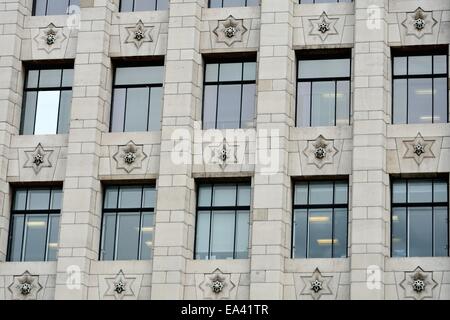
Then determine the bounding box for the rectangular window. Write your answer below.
[209,0,259,8]
[119,0,169,11]
[296,51,351,127]
[8,187,62,262]
[111,64,164,132]
[100,185,156,261]
[33,0,80,16]
[195,183,251,260]
[293,180,348,258]
[391,178,448,257]
[299,0,352,3]
[203,59,256,129]
[21,66,74,135]
[392,49,448,124]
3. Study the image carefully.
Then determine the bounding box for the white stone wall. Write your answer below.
[0,0,449,300]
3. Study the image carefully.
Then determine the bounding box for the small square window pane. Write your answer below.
[293,209,307,258]
[27,189,51,210]
[393,57,407,76]
[39,69,62,87]
[62,69,74,87]
[119,186,142,208]
[434,207,448,257]
[100,212,116,260]
[27,70,39,88]
[205,64,219,82]
[9,215,25,261]
[213,185,237,206]
[408,180,432,203]
[243,62,256,81]
[157,0,169,10]
[34,90,60,134]
[392,207,407,257]
[104,187,118,208]
[13,190,27,210]
[308,208,332,258]
[433,181,448,202]
[237,185,251,206]
[51,189,62,210]
[334,181,348,204]
[24,215,47,261]
[294,182,308,205]
[408,207,433,257]
[219,63,242,82]
[433,55,447,74]
[392,181,406,203]
[210,210,235,259]
[309,182,333,205]
[120,0,134,12]
[143,187,156,208]
[408,56,432,75]
[195,211,211,259]
[116,212,140,260]
[140,212,154,260]
[198,185,212,207]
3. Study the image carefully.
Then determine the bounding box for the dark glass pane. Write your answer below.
[116,212,140,260]
[299,59,350,79]
[115,66,163,85]
[119,186,142,208]
[143,187,156,208]
[209,0,222,8]
[104,187,119,209]
[237,185,251,206]
[101,212,116,260]
[51,189,62,210]
[134,0,156,11]
[140,212,154,260]
[198,185,212,207]
[13,189,27,210]
[34,0,47,15]
[408,207,432,257]
[219,63,242,82]
[408,56,432,75]
[408,180,432,203]
[241,83,255,128]
[195,211,211,259]
[39,69,62,87]
[297,82,311,127]
[393,79,407,124]
[9,215,25,261]
[309,181,333,205]
[124,87,149,132]
[213,184,236,207]
[22,91,38,135]
[408,78,432,124]
[392,180,406,203]
[205,64,219,82]
[392,207,407,257]
[336,81,350,126]
[434,207,448,257]
[47,215,59,261]
[243,62,256,81]
[333,208,347,258]
[35,90,60,134]
[334,181,348,204]
[294,182,308,205]
[434,78,447,123]
[148,87,162,131]
[308,208,332,258]
[157,0,169,10]
[46,0,69,15]
[61,69,74,87]
[217,84,241,129]
[111,88,126,132]
[223,0,246,8]
[433,181,448,202]
[393,57,407,76]
[234,210,249,259]
[23,215,47,261]
[210,210,235,259]
[27,189,51,210]
[293,209,307,258]
[27,70,39,88]
[311,81,335,126]
[57,90,72,134]
[120,0,134,12]
[433,55,447,74]
[203,85,218,129]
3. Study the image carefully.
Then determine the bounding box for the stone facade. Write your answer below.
[0,0,449,300]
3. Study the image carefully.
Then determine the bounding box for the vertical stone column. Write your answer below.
[54,0,113,299]
[249,0,294,300]
[150,0,203,300]
[0,0,27,261]
[350,0,389,299]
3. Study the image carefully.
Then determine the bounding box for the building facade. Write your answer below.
[0,0,449,300]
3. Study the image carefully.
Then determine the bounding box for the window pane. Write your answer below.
[134,0,156,11]
[34,91,60,134]
[101,212,116,260]
[408,180,432,203]
[34,0,47,15]
[119,186,142,208]
[210,211,235,259]
[311,81,335,126]
[408,56,432,75]
[434,78,448,123]
[392,180,406,203]
[293,209,307,258]
[234,210,249,259]
[27,189,51,210]
[336,81,349,126]
[62,69,74,87]
[51,189,62,210]
[24,215,47,261]
[124,87,149,132]
[333,208,347,258]
[39,69,62,87]
[297,82,311,127]
[57,90,72,134]
[27,70,39,88]
[241,84,256,128]
[111,88,126,132]
[408,207,433,257]
[104,187,118,209]
[205,64,219,82]
[393,57,407,76]
[203,85,218,129]
[157,0,169,10]
[213,185,236,206]
[120,0,134,11]
[198,185,212,207]
[308,208,332,258]
[434,181,448,202]
[408,78,433,124]
[140,212,154,260]
[22,91,38,135]
[334,181,348,204]
[9,215,25,261]
[47,215,59,261]
[237,185,251,206]
[46,0,69,15]
[195,211,211,259]
[434,207,448,257]
[13,190,27,210]
[433,55,447,74]
[116,212,140,260]
[243,62,256,81]
[143,187,156,208]
[148,87,162,131]
[299,59,350,79]
[393,79,407,124]
[294,182,308,205]
[219,63,242,82]
[309,182,333,205]
[223,0,246,7]
[115,66,163,85]
[217,84,241,129]
[392,207,407,257]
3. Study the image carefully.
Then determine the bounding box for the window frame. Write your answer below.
[391,47,449,125]
[119,0,169,12]
[202,55,257,130]
[194,181,251,260]
[32,0,79,16]
[291,179,349,259]
[390,177,449,257]
[295,50,352,127]
[99,184,156,261]
[7,187,62,262]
